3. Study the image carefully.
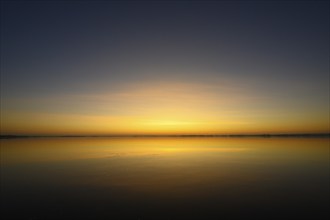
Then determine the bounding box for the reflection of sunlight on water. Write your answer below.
[159,147,250,153]
[1,138,328,190]
[1,137,329,219]
[1,137,328,165]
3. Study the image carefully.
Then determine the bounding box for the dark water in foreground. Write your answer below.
[1,137,329,219]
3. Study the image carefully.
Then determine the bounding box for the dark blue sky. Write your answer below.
[1,1,329,134]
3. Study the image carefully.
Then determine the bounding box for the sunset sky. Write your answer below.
[1,1,329,135]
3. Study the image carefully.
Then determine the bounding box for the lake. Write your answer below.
[1,137,329,219]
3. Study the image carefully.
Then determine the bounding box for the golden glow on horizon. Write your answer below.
[1,81,329,135]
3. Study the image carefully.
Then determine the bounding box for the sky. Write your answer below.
[1,1,329,135]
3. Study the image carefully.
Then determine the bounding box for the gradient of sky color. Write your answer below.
[1,1,329,135]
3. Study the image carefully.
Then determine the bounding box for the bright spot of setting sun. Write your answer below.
[143,120,197,126]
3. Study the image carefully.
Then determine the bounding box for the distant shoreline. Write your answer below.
[1,133,329,139]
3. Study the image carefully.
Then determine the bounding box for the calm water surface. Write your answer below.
[1,137,329,219]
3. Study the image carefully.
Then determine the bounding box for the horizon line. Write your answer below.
[1,133,329,139]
